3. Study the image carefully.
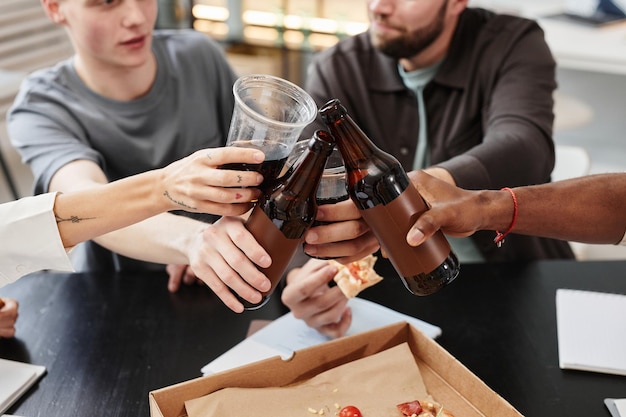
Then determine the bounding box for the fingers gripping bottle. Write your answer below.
[240,130,336,309]
[319,99,460,296]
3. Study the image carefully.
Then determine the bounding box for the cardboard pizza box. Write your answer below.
[149,322,522,417]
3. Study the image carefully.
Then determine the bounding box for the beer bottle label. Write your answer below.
[361,186,451,276]
[245,207,302,294]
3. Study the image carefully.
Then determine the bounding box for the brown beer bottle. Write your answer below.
[319,99,460,296]
[239,130,336,309]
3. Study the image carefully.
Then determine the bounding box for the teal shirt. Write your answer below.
[399,63,485,263]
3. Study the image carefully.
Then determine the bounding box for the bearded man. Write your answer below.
[282,0,575,338]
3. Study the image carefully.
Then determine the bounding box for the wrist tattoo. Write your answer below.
[55,214,95,224]
[163,190,197,210]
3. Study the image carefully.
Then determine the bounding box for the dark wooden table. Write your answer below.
[1,259,625,417]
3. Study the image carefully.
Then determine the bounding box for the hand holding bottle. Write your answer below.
[320,99,460,296]
[184,215,273,313]
[302,199,381,263]
[405,170,479,246]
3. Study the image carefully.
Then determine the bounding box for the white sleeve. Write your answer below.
[621,230,626,246]
[0,193,74,287]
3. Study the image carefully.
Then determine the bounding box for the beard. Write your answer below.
[371,0,448,60]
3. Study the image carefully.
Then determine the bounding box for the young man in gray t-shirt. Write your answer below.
[8,0,272,313]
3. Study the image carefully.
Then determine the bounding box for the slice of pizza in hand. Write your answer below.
[328,254,383,298]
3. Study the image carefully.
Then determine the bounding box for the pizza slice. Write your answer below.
[397,399,455,417]
[328,254,383,298]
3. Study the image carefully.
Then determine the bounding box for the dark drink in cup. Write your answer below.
[220,139,290,193]
[317,194,349,206]
[313,165,348,227]
[224,74,317,195]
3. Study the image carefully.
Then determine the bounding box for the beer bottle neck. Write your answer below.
[328,113,378,167]
[283,133,334,198]
[319,99,380,167]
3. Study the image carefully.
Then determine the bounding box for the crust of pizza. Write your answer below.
[328,254,383,298]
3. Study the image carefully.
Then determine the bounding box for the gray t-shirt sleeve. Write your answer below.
[8,82,105,194]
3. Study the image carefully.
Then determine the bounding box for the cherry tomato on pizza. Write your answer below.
[338,405,363,417]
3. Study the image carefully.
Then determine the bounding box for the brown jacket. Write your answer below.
[304,8,574,261]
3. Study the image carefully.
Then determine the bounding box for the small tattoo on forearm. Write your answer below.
[164,190,197,210]
[56,214,95,224]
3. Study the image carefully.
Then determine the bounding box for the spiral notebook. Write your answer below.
[606,398,626,417]
[0,359,46,415]
[556,289,626,376]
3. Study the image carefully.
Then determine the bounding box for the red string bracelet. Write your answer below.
[494,187,518,248]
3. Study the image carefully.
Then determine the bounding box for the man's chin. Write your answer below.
[370,32,391,51]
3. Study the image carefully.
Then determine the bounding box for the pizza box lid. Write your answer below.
[149,322,522,417]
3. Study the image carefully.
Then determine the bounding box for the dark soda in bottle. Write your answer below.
[319,99,460,296]
[237,130,336,309]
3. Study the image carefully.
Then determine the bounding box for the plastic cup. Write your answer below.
[286,139,347,204]
[223,74,317,191]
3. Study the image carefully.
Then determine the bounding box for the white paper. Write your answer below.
[605,398,626,417]
[556,289,626,376]
[564,0,599,16]
[0,359,46,415]
[202,297,441,375]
